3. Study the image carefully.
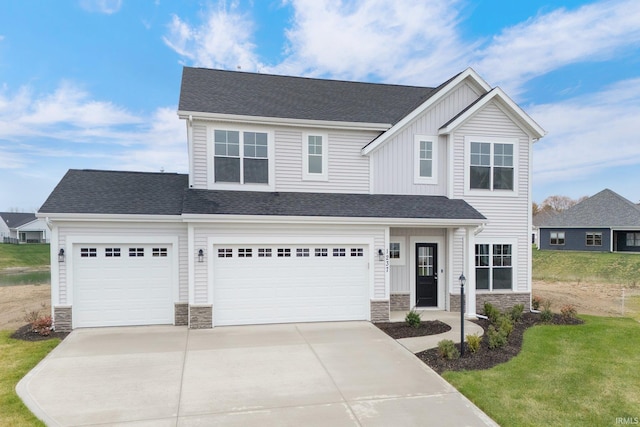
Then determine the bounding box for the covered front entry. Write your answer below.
[415,243,438,307]
[212,244,370,326]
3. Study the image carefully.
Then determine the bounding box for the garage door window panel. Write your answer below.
[277,248,291,257]
[333,248,346,257]
[218,248,233,258]
[129,248,144,257]
[105,248,121,257]
[81,248,97,258]
[296,248,310,257]
[238,248,252,257]
[315,248,328,257]
[258,248,272,257]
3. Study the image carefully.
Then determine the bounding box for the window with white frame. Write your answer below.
[414,135,438,184]
[550,231,565,245]
[586,232,602,246]
[475,244,513,290]
[467,137,515,192]
[626,232,640,247]
[303,133,328,181]
[389,238,405,266]
[213,129,269,184]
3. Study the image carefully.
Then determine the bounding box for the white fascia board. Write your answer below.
[177,110,390,131]
[182,213,487,227]
[438,87,546,139]
[41,213,184,223]
[361,68,492,156]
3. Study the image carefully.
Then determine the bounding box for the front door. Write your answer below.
[416,243,437,307]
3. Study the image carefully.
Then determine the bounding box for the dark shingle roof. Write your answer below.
[0,212,37,229]
[178,67,439,125]
[182,189,485,220]
[38,170,188,215]
[541,189,640,228]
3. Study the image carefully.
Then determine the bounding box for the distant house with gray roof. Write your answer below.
[0,212,50,244]
[538,189,640,252]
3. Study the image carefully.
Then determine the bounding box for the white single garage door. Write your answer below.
[73,244,174,328]
[213,244,370,326]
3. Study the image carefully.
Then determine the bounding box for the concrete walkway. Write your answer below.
[17,322,497,426]
[390,310,485,353]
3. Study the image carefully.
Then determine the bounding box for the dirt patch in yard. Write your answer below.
[533,280,640,319]
[0,284,51,331]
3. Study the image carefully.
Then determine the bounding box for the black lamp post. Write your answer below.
[459,273,466,356]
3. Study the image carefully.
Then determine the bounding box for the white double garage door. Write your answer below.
[72,242,370,328]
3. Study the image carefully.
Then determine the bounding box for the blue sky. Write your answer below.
[1,0,639,211]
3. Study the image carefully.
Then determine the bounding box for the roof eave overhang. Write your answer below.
[177,110,391,132]
[539,225,640,230]
[361,67,492,156]
[181,213,487,227]
[438,87,546,139]
[36,213,184,223]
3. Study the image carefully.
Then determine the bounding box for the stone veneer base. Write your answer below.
[189,305,213,329]
[390,294,410,312]
[449,292,531,313]
[175,303,188,326]
[370,300,390,322]
[53,306,72,332]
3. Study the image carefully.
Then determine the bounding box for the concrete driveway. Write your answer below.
[18,322,497,426]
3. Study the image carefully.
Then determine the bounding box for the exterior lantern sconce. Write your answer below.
[58,248,65,263]
[459,273,466,356]
[377,248,384,261]
[198,249,204,263]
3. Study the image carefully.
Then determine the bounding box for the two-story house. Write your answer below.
[38,66,545,331]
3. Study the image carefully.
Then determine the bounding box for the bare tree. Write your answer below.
[539,195,588,213]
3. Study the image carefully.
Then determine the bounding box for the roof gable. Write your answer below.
[438,87,545,139]
[178,67,438,126]
[541,189,640,228]
[0,212,37,229]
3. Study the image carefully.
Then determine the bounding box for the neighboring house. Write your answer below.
[0,212,50,244]
[38,66,545,331]
[538,189,640,252]
[532,209,557,247]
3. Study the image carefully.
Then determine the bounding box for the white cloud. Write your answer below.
[531,77,640,184]
[163,1,261,71]
[473,0,640,95]
[79,0,123,14]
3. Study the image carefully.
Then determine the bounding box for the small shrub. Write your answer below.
[540,308,553,323]
[532,295,543,310]
[560,304,577,320]
[466,333,482,353]
[23,309,42,325]
[487,325,508,349]
[438,339,460,359]
[483,302,501,324]
[31,315,52,336]
[405,310,421,328]
[542,298,552,311]
[497,315,514,337]
[510,304,524,322]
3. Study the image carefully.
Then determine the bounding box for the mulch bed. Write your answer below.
[10,324,69,342]
[416,313,583,374]
[375,320,451,339]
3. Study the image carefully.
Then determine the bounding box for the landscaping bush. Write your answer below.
[405,310,421,328]
[438,339,460,359]
[487,325,508,349]
[532,295,542,310]
[466,333,482,353]
[510,304,524,322]
[497,315,514,337]
[560,304,578,321]
[483,302,501,324]
[540,298,553,323]
[31,315,52,336]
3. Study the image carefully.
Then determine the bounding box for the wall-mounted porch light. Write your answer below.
[58,248,65,263]
[198,249,204,263]
[377,248,384,261]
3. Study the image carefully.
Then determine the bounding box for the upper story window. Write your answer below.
[466,137,517,194]
[414,135,438,184]
[303,133,328,181]
[213,129,270,186]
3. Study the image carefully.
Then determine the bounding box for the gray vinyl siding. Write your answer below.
[55,222,189,304]
[389,228,445,293]
[275,129,373,193]
[451,101,532,293]
[193,224,386,304]
[371,82,480,195]
[539,228,610,251]
[191,123,208,189]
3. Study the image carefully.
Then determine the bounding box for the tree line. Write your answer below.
[532,195,588,217]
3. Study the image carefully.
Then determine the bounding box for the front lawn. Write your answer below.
[443,316,640,426]
[0,244,50,270]
[0,331,60,426]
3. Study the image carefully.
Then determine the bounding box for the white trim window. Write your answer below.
[212,128,272,187]
[475,244,513,291]
[414,135,438,184]
[389,238,405,266]
[466,137,517,193]
[550,231,565,245]
[586,232,602,247]
[303,133,328,181]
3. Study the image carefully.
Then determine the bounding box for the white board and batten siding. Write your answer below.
[372,82,481,195]
[451,101,533,293]
[53,222,189,307]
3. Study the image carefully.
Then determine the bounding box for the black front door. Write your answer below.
[416,243,438,307]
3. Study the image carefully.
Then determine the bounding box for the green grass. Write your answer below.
[533,249,640,285]
[444,316,640,426]
[0,245,50,270]
[0,331,60,426]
